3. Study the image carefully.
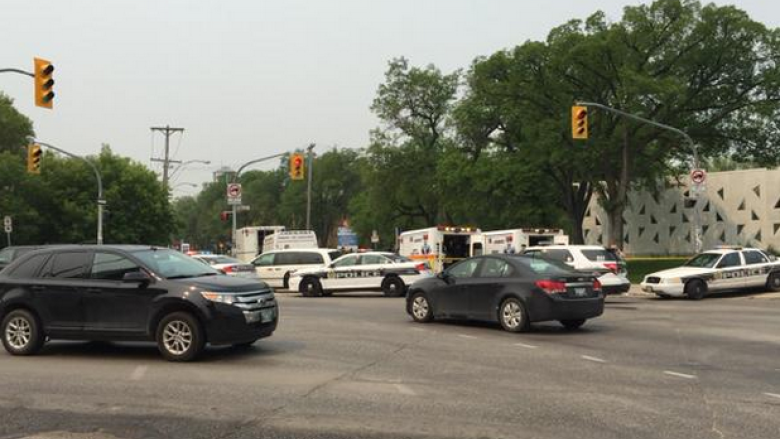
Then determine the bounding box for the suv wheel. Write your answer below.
[2,309,45,356]
[382,276,405,297]
[767,272,780,292]
[156,312,205,362]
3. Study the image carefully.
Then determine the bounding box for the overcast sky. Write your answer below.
[2,0,777,196]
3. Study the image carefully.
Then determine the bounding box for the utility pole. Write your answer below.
[150,125,185,190]
[305,143,315,231]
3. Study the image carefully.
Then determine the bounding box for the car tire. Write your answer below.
[156,312,205,362]
[1,309,45,356]
[684,279,707,301]
[409,292,433,323]
[498,298,530,333]
[766,272,780,292]
[299,277,323,297]
[559,319,586,330]
[382,276,406,297]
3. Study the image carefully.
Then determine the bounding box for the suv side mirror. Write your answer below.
[123,271,151,286]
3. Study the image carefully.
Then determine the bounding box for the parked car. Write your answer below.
[0,246,46,272]
[640,247,780,300]
[289,251,433,297]
[250,248,342,289]
[406,254,604,332]
[522,245,631,294]
[0,245,278,361]
[191,253,258,278]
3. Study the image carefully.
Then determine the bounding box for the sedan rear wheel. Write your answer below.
[382,276,406,297]
[1,309,45,356]
[499,298,529,333]
[300,277,323,297]
[410,292,433,323]
[766,272,780,292]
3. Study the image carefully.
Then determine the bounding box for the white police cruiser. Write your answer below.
[640,247,780,300]
[289,252,433,297]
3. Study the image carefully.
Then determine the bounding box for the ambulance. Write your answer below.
[398,226,480,273]
[235,226,286,262]
[480,228,569,255]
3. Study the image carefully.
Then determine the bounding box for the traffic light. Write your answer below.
[571,105,588,140]
[27,144,42,174]
[289,153,305,180]
[34,57,55,109]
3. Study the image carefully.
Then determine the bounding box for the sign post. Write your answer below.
[371,230,380,250]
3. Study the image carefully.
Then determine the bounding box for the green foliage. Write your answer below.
[0,93,34,156]
[626,257,689,283]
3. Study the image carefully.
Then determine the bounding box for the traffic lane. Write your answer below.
[1,294,779,438]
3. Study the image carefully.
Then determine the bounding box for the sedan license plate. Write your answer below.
[574,287,587,297]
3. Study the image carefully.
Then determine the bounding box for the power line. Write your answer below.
[150,125,185,190]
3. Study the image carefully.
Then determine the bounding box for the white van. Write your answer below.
[251,248,342,289]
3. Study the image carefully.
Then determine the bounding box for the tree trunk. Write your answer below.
[604,127,631,250]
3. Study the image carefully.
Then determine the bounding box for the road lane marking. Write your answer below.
[664,370,697,379]
[513,342,538,349]
[581,355,606,363]
[457,334,478,340]
[763,392,780,400]
[394,384,417,396]
[130,365,148,381]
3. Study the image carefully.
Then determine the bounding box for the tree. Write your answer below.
[0,93,34,156]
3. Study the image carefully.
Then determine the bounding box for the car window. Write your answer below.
[333,255,360,268]
[478,258,514,278]
[447,259,481,279]
[43,252,91,279]
[361,254,387,265]
[132,249,219,279]
[717,253,742,268]
[580,249,615,262]
[685,253,721,268]
[743,251,768,265]
[0,248,14,265]
[540,249,574,263]
[253,253,275,267]
[385,254,411,263]
[515,257,576,276]
[6,253,49,279]
[297,252,324,264]
[91,252,142,281]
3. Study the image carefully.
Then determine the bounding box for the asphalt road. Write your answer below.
[1,290,780,439]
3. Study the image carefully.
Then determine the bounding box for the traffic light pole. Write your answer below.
[575,101,702,252]
[33,140,105,245]
[230,152,289,256]
[0,68,34,77]
[305,143,315,231]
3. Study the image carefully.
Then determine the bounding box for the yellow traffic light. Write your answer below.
[27,144,42,174]
[572,105,588,140]
[34,57,55,109]
[289,153,305,180]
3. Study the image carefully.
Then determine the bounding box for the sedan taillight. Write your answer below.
[223,265,234,273]
[593,279,602,292]
[535,280,567,295]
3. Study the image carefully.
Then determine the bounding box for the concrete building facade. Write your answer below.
[582,168,780,256]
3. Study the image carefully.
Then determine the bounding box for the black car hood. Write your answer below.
[176,275,270,292]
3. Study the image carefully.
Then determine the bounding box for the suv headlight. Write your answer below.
[200,291,237,304]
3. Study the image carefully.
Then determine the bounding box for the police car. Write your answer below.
[289,252,433,297]
[640,247,780,300]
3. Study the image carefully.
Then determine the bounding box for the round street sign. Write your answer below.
[227,183,242,199]
[690,169,706,185]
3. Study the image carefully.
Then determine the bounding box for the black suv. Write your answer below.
[0,245,278,361]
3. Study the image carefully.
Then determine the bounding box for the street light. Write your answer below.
[170,159,211,180]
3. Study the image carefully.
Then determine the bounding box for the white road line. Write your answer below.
[763,392,780,400]
[581,355,607,363]
[130,365,148,381]
[457,334,478,340]
[394,384,417,396]
[664,370,697,379]
[513,342,538,349]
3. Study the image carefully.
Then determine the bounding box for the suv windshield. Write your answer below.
[133,249,219,279]
[684,253,722,268]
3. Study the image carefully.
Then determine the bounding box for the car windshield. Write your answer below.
[385,254,411,263]
[513,256,578,276]
[684,253,722,268]
[133,249,220,279]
